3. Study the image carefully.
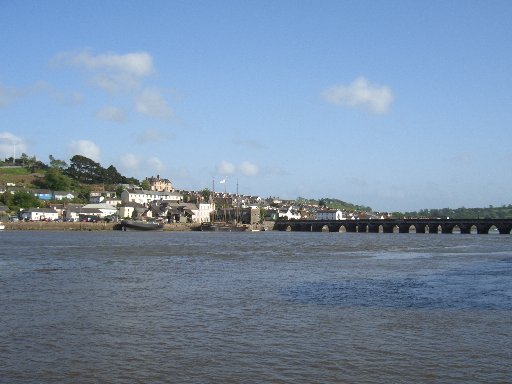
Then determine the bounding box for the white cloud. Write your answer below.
[136,128,174,144]
[55,50,153,76]
[118,154,166,179]
[238,161,259,176]
[233,138,267,150]
[450,153,472,164]
[0,132,27,159]
[119,153,141,171]
[0,83,22,108]
[0,82,47,108]
[147,156,165,173]
[96,106,126,123]
[323,76,394,114]
[216,160,260,177]
[217,160,236,175]
[135,88,173,119]
[68,140,101,161]
[54,50,154,92]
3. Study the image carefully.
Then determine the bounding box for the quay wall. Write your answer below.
[3,221,198,231]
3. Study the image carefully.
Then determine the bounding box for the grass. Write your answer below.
[0,166,40,187]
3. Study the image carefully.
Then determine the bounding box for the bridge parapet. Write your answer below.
[273,219,512,234]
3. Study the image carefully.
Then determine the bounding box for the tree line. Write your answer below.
[403,206,512,219]
[2,153,139,189]
[1,154,140,213]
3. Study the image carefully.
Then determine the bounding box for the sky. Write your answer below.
[1,0,511,212]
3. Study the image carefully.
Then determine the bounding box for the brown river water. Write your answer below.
[1,231,511,383]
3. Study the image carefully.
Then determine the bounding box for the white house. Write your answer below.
[278,206,301,220]
[118,202,143,219]
[81,203,118,218]
[22,208,59,221]
[53,191,75,200]
[193,203,214,223]
[145,191,182,204]
[89,191,117,203]
[121,189,147,205]
[316,209,345,220]
[121,189,182,206]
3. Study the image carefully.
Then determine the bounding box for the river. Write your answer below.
[1,231,511,383]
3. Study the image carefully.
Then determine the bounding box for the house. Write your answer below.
[316,209,346,221]
[192,202,214,223]
[78,208,104,221]
[278,206,301,220]
[89,191,117,203]
[104,197,122,207]
[81,203,118,218]
[53,191,75,200]
[121,189,182,206]
[119,202,144,219]
[21,208,59,221]
[32,189,53,200]
[147,175,174,192]
[146,190,182,204]
[48,204,65,218]
[121,189,147,205]
[64,203,117,221]
[155,202,213,223]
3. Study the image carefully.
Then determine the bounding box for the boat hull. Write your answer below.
[117,220,164,231]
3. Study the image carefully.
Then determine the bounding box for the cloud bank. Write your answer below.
[54,50,154,92]
[119,153,166,178]
[216,160,259,177]
[69,140,101,162]
[135,88,173,119]
[323,77,394,114]
[96,106,126,123]
[0,132,28,159]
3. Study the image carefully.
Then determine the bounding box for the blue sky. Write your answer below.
[1,1,511,211]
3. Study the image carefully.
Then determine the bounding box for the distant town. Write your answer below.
[0,172,387,228]
[1,154,512,227]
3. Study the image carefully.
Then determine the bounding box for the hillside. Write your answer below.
[0,167,43,187]
[297,197,372,212]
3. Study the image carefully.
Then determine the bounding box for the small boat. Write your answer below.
[0,222,4,230]
[117,220,164,231]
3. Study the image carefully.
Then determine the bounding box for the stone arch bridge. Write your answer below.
[273,218,512,234]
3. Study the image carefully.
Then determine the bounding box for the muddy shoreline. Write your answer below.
[3,221,198,231]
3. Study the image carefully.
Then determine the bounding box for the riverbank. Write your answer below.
[3,221,199,231]
[3,220,275,231]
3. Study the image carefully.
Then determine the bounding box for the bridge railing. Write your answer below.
[273,219,512,234]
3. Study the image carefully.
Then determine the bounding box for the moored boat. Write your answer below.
[0,221,4,230]
[116,220,164,231]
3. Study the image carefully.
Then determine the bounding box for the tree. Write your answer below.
[104,165,126,185]
[11,191,40,210]
[141,179,151,190]
[43,168,72,191]
[49,155,68,170]
[66,155,104,184]
[200,188,211,201]
[0,191,13,207]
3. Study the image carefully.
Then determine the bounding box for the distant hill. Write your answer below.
[297,197,372,212]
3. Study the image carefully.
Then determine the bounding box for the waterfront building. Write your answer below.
[316,209,346,221]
